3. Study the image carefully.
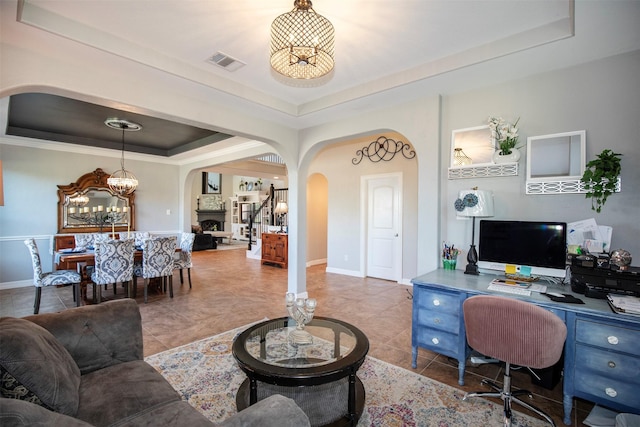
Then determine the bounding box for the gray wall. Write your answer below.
[2,50,639,288]
[441,50,640,262]
[0,144,180,285]
[308,133,419,282]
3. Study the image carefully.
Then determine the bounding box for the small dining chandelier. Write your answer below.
[270,0,335,80]
[105,118,140,195]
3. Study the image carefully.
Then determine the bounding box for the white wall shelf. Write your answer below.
[526,177,621,195]
[448,163,518,179]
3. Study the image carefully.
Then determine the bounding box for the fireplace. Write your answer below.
[200,219,223,232]
[196,209,226,231]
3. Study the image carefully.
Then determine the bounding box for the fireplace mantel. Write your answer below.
[197,209,226,231]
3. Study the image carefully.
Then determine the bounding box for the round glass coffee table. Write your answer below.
[232,316,369,427]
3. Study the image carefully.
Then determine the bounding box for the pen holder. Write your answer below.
[442,258,457,270]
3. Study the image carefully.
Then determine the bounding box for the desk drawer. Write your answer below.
[415,310,459,334]
[414,328,459,356]
[414,288,460,315]
[576,319,639,356]
[574,370,640,411]
[575,344,640,382]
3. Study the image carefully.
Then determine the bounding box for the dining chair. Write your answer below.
[173,232,195,288]
[133,236,176,303]
[74,232,110,249]
[74,233,94,249]
[24,238,82,314]
[90,239,135,303]
[462,295,567,427]
[119,231,150,247]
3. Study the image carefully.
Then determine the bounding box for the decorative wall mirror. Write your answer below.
[526,130,586,194]
[448,125,518,179]
[450,125,494,167]
[57,168,135,233]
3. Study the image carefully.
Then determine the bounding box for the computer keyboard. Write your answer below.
[487,283,532,296]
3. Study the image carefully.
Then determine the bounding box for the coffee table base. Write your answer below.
[236,376,365,427]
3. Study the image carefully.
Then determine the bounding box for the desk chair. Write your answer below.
[91,239,135,303]
[173,232,195,288]
[24,238,82,314]
[462,295,567,427]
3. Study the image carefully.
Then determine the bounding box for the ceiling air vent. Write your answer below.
[206,52,246,72]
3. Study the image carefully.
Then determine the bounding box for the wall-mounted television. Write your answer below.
[477,220,567,278]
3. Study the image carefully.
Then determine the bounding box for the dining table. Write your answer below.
[55,246,180,302]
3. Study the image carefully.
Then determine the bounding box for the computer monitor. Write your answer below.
[477,220,567,278]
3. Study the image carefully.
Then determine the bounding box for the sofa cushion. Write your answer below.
[110,400,214,427]
[75,360,181,427]
[0,398,93,427]
[0,317,81,416]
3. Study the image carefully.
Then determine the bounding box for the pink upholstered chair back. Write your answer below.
[463,295,567,369]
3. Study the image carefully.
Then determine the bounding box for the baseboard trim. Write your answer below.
[0,280,32,290]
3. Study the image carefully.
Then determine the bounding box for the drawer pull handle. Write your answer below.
[607,336,619,345]
[608,361,616,369]
[433,318,441,324]
[432,338,439,345]
[433,299,441,306]
[605,387,617,398]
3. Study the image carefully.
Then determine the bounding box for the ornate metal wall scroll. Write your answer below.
[352,136,416,165]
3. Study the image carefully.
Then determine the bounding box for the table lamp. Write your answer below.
[274,200,288,233]
[455,189,494,275]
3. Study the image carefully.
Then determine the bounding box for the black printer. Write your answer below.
[571,264,640,299]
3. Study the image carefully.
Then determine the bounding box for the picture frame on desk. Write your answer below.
[202,172,221,194]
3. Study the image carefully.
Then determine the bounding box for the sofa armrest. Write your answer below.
[0,398,94,427]
[219,395,310,427]
[24,299,143,375]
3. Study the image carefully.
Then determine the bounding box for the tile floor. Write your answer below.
[1,247,594,426]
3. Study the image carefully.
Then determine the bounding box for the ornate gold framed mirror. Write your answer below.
[57,168,136,233]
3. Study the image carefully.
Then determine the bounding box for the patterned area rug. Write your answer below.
[145,324,548,427]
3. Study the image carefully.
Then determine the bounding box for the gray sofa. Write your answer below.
[0,299,310,427]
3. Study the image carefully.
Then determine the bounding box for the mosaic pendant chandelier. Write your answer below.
[270,0,335,80]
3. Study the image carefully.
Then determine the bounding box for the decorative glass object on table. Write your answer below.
[285,293,317,345]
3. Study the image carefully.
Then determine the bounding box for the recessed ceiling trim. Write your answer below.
[297,15,575,116]
[17,0,575,120]
[1,131,271,167]
[17,0,297,117]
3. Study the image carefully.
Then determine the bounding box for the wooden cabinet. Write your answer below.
[261,233,288,268]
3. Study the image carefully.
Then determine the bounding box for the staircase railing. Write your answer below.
[247,184,288,250]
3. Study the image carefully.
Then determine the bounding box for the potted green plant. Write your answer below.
[581,149,622,213]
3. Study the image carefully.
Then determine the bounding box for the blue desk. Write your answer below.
[411,269,640,425]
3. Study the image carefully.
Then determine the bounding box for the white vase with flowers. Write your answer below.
[488,116,521,163]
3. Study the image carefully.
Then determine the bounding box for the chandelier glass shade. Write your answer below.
[105,118,139,195]
[270,0,335,80]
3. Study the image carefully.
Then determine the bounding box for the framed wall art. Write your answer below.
[202,172,221,194]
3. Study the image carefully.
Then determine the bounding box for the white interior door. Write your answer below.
[366,175,402,281]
